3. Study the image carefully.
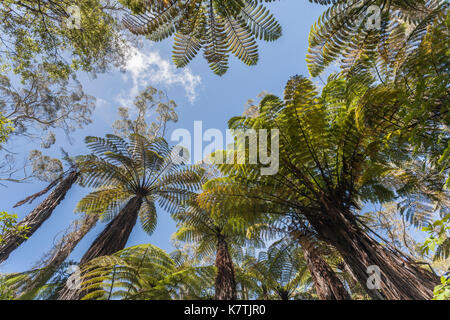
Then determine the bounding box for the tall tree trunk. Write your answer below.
[306,203,439,300]
[299,238,351,300]
[214,235,236,300]
[58,196,143,300]
[18,213,98,300]
[0,171,79,264]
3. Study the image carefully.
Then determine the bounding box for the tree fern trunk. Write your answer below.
[58,196,143,300]
[279,290,290,300]
[307,204,439,300]
[214,236,236,300]
[18,213,98,300]
[0,171,79,264]
[300,240,351,300]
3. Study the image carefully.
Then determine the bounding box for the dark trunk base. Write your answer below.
[215,236,237,300]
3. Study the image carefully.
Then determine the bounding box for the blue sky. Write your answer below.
[0,1,328,274]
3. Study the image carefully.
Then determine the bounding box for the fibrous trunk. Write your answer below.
[307,203,439,300]
[0,171,79,263]
[299,238,351,300]
[58,196,143,300]
[214,235,236,300]
[18,213,98,299]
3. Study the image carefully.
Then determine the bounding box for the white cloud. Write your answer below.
[118,45,202,106]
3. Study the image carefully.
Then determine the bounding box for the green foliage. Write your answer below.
[0,260,77,300]
[120,0,282,75]
[307,0,447,77]
[78,244,215,300]
[0,274,16,299]
[0,211,30,244]
[243,239,311,300]
[0,113,13,144]
[75,134,204,234]
[200,75,399,222]
[173,194,265,260]
[308,0,450,185]
[420,214,450,262]
[432,276,450,300]
[0,0,128,81]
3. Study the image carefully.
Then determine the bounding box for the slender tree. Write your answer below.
[0,170,80,263]
[173,196,264,300]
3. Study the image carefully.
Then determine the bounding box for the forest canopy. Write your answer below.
[0,0,448,302]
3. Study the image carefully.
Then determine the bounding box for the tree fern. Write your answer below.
[120,0,282,75]
[78,244,214,300]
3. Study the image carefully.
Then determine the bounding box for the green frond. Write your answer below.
[120,0,282,75]
[139,199,158,235]
[78,244,212,300]
[78,134,203,233]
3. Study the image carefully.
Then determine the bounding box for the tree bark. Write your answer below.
[58,196,143,300]
[18,213,98,299]
[299,238,351,300]
[214,235,236,300]
[0,171,79,264]
[306,203,439,300]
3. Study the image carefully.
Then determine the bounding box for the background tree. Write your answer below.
[173,195,265,300]
[0,0,132,183]
[0,0,129,81]
[112,86,178,140]
[0,65,97,183]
